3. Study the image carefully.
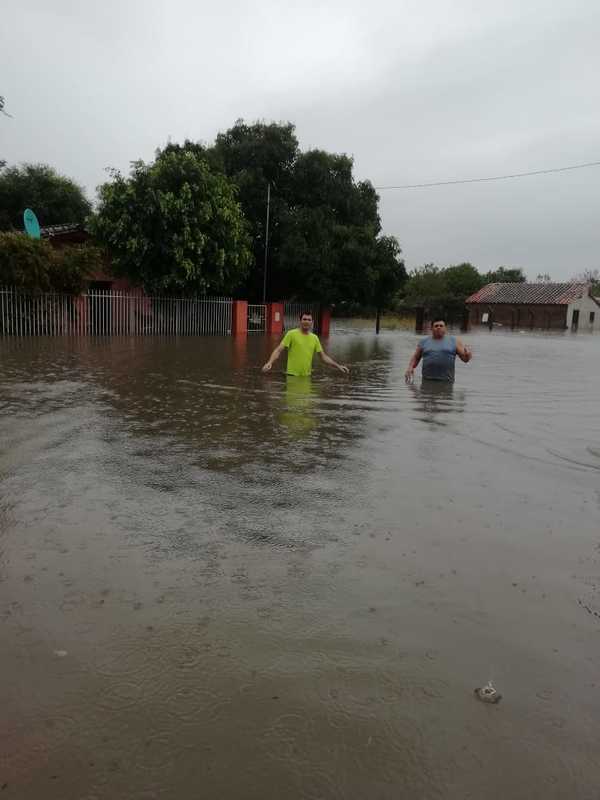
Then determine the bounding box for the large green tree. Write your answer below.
[403,262,483,321]
[207,122,404,307]
[403,264,447,306]
[274,146,404,310]
[210,120,299,299]
[366,236,407,333]
[278,207,405,307]
[275,149,387,301]
[0,163,91,231]
[443,263,484,299]
[90,150,252,294]
[104,120,405,307]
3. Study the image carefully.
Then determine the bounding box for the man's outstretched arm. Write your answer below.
[262,343,285,372]
[456,339,473,363]
[319,350,349,374]
[405,345,423,383]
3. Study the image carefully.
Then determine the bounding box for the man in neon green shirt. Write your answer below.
[262,311,349,376]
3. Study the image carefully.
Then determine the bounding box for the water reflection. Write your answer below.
[3,332,600,799]
[408,380,466,426]
[0,336,396,474]
[279,375,318,439]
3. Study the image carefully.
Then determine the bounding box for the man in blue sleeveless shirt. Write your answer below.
[405,318,472,383]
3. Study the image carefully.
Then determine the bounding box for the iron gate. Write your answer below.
[247,304,266,332]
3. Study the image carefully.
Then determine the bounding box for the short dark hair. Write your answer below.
[432,317,446,325]
[300,311,313,319]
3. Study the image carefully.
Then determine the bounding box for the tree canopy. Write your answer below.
[4,120,407,306]
[0,163,91,231]
[402,262,486,320]
[90,150,252,295]
[209,120,299,299]
[203,120,405,305]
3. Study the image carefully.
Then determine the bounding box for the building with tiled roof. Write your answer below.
[40,222,89,245]
[466,282,600,332]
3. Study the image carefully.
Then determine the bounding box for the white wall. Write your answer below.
[566,294,600,331]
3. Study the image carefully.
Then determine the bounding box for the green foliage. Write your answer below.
[485,266,526,283]
[210,120,299,299]
[206,121,403,305]
[290,150,379,229]
[283,150,404,307]
[367,236,408,309]
[402,264,447,306]
[443,263,485,298]
[0,163,91,231]
[52,244,105,293]
[90,150,252,294]
[213,120,299,185]
[402,262,484,319]
[0,232,102,293]
[0,233,52,290]
[275,208,405,306]
[277,207,370,303]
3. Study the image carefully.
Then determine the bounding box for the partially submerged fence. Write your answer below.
[0,288,332,338]
[0,288,233,336]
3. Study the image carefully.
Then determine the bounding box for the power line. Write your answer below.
[374,160,600,190]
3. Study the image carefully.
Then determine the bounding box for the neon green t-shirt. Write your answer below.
[282,329,323,376]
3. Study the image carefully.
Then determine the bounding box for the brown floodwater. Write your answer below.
[1,327,599,799]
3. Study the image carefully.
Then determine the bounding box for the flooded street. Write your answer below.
[1,328,600,799]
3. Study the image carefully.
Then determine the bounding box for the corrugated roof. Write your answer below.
[466,282,591,305]
[40,223,82,238]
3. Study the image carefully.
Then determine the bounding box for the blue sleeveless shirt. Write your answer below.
[420,335,457,382]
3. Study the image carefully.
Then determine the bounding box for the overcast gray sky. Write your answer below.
[2,0,599,279]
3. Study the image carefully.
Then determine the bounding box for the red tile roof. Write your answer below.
[466,282,591,305]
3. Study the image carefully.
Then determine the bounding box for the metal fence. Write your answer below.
[0,288,233,337]
[283,302,322,333]
[247,303,266,332]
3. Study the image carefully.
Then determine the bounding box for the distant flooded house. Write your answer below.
[466,282,600,332]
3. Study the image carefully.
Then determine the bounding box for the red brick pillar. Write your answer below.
[266,302,284,335]
[320,307,332,337]
[231,300,248,335]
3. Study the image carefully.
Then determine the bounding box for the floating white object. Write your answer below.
[474,680,502,703]
[53,650,68,658]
